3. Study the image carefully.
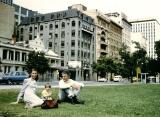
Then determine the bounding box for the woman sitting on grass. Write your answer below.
[11,68,44,109]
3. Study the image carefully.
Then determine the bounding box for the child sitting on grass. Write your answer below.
[41,83,52,100]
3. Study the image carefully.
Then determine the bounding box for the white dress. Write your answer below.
[17,78,43,107]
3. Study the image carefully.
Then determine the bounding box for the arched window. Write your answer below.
[72,20,75,27]
[20,28,23,34]
[29,27,32,32]
[49,24,53,30]
[61,22,65,28]
[40,25,43,31]
[79,21,81,27]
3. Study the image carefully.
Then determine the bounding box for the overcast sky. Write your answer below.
[13,0,160,22]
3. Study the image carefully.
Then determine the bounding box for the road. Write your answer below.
[0,81,130,89]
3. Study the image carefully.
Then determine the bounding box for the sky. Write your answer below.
[13,0,160,22]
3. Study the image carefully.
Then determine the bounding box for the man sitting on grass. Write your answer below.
[58,71,84,104]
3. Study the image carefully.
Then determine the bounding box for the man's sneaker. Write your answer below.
[73,96,85,104]
[75,100,85,104]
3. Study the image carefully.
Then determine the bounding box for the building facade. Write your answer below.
[0,1,14,42]
[0,0,12,5]
[130,18,160,58]
[130,32,148,53]
[106,12,132,52]
[0,41,32,73]
[70,4,122,61]
[84,9,110,61]
[18,7,96,81]
[13,3,38,26]
[109,20,122,59]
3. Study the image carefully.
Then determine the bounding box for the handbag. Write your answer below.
[41,99,58,109]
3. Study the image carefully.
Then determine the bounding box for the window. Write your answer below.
[79,21,81,27]
[61,22,65,28]
[72,20,75,27]
[49,24,53,30]
[22,53,26,61]
[49,42,52,48]
[55,34,58,38]
[55,24,58,29]
[15,15,18,19]
[36,17,39,22]
[71,50,75,57]
[71,40,75,47]
[61,31,65,38]
[49,33,52,39]
[51,14,54,19]
[20,28,23,34]
[78,50,80,57]
[15,51,20,61]
[41,16,45,21]
[29,35,32,40]
[29,27,32,32]
[61,51,64,57]
[78,40,80,47]
[20,36,23,41]
[61,60,64,66]
[3,50,7,59]
[40,25,43,31]
[9,50,14,60]
[30,17,34,22]
[61,41,65,47]
[78,31,80,37]
[71,30,75,37]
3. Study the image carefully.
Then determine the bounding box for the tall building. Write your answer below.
[109,20,122,59]
[106,12,132,51]
[130,18,160,58]
[83,9,110,61]
[18,7,96,81]
[0,0,12,5]
[70,4,122,61]
[0,1,14,42]
[130,32,148,53]
[13,3,38,26]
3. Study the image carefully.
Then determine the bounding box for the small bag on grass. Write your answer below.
[41,99,58,109]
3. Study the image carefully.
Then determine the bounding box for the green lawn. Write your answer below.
[0,84,160,117]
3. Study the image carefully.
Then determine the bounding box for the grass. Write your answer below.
[0,84,160,117]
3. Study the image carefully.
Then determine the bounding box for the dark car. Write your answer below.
[2,71,29,84]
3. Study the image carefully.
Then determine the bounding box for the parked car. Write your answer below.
[0,72,5,83]
[113,75,122,82]
[98,78,107,82]
[2,71,29,84]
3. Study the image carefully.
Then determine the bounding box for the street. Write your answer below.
[0,80,130,89]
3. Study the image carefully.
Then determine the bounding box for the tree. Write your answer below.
[154,40,160,74]
[155,40,160,60]
[25,51,49,74]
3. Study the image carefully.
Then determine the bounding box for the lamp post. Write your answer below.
[82,58,89,81]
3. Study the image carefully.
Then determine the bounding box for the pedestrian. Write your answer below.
[10,68,44,109]
[58,70,84,104]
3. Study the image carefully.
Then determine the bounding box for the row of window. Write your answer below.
[2,50,27,62]
[60,50,91,58]
[27,21,78,33]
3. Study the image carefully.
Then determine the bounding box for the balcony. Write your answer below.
[2,59,25,65]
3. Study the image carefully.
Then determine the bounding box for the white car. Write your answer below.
[98,78,107,82]
[113,75,122,82]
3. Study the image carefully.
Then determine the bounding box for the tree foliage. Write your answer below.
[155,40,160,60]
[25,51,49,74]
